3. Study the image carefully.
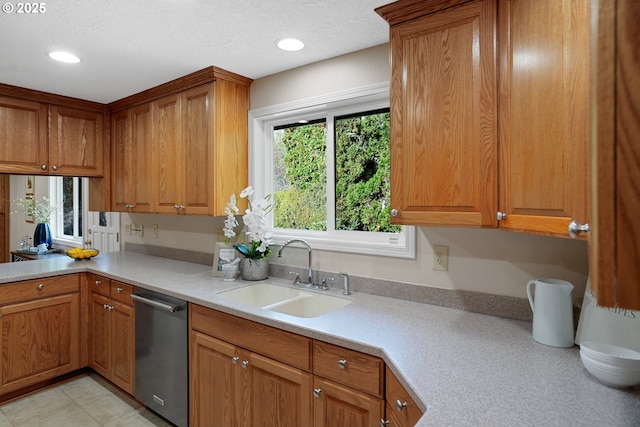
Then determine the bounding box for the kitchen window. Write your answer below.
[49,176,87,246]
[249,84,415,258]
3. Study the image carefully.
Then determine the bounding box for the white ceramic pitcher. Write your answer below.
[527,278,574,347]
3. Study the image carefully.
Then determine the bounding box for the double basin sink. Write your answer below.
[217,282,351,318]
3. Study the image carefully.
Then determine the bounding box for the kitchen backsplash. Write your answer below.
[126,242,533,321]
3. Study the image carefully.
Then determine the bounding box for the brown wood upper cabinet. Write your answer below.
[109,67,251,216]
[589,0,640,310]
[111,103,153,212]
[154,80,250,216]
[0,94,105,176]
[377,0,498,228]
[498,0,590,238]
[376,0,590,238]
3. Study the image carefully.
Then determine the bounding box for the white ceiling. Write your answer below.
[0,0,391,104]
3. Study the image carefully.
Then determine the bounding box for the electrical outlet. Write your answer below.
[433,245,449,271]
[131,224,144,237]
[152,224,158,238]
[124,222,132,235]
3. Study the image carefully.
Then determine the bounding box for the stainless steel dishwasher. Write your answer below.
[131,289,188,427]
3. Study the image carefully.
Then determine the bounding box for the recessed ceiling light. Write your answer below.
[277,38,304,52]
[48,51,80,64]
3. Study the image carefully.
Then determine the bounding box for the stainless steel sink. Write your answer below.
[217,282,351,318]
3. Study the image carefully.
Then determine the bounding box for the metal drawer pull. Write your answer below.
[396,400,408,411]
[338,359,347,369]
[241,360,249,369]
[231,356,239,364]
[380,420,390,427]
[37,284,44,290]
[313,388,322,398]
[131,294,183,313]
[116,287,123,293]
[95,280,101,286]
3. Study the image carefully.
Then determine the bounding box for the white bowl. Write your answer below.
[580,341,640,369]
[580,352,640,388]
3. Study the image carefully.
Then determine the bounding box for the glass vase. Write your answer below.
[33,223,52,250]
[240,257,269,281]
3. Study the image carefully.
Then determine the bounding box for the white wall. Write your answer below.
[121,42,589,302]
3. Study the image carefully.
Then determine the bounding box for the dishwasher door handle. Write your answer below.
[131,294,184,313]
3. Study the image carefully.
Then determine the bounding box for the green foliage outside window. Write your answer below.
[335,110,399,233]
[273,109,400,234]
[274,122,327,230]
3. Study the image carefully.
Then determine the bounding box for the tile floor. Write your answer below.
[0,373,173,427]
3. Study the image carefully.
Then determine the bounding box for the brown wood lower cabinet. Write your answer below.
[190,331,313,427]
[88,275,135,394]
[189,303,419,427]
[313,376,383,427]
[0,275,80,396]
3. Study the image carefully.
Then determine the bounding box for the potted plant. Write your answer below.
[223,186,274,280]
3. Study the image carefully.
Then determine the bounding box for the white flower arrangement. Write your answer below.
[11,196,57,224]
[223,186,274,259]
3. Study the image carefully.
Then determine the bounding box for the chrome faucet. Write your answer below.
[277,239,314,286]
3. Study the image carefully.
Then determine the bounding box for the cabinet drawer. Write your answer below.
[0,275,80,305]
[110,281,134,306]
[313,340,383,398]
[89,274,110,297]
[190,303,312,371]
[386,366,423,427]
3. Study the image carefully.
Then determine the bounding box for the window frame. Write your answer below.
[249,83,415,259]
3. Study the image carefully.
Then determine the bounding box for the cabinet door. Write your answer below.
[388,0,497,227]
[113,104,153,212]
[590,0,640,309]
[313,377,383,427]
[154,94,183,214]
[111,300,134,394]
[181,84,215,215]
[49,106,104,176]
[112,109,132,211]
[0,96,48,174]
[0,293,80,394]
[190,331,239,427]
[498,0,589,237]
[89,292,111,378]
[130,103,153,212]
[249,352,313,427]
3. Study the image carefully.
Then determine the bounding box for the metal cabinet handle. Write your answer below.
[380,420,390,427]
[52,165,58,171]
[390,209,398,217]
[241,360,249,369]
[338,359,347,369]
[396,400,408,411]
[41,164,47,170]
[568,220,590,239]
[313,388,322,398]
[103,304,109,310]
[231,356,239,364]
[37,283,44,290]
[95,280,101,286]
[497,211,507,221]
[116,287,123,293]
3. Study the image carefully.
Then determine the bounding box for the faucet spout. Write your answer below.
[278,239,313,285]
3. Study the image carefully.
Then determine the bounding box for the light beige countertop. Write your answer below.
[1,252,638,426]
